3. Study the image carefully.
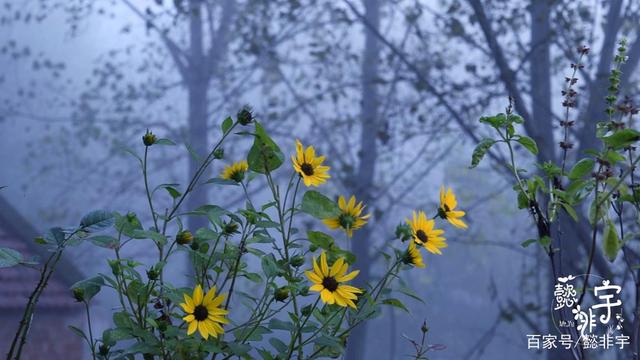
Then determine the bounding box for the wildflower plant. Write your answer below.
[1,109,466,359]
[471,40,640,350]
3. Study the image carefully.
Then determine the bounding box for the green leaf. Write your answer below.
[0,247,22,268]
[247,121,284,173]
[300,191,340,219]
[227,342,251,356]
[603,220,621,262]
[470,139,496,168]
[520,239,537,248]
[163,186,181,199]
[382,298,410,313]
[204,178,239,186]
[602,129,640,149]
[71,276,105,302]
[131,230,167,246]
[268,318,294,331]
[243,272,263,283]
[269,338,288,354]
[516,136,538,155]
[221,117,233,134]
[88,235,120,249]
[569,159,595,180]
[68,325,88,342]
[589,197,609,225]
[261,254,281,278]
[307,231,334,250]
[560,202,578,222]
[154,138,176,146]
[80,210,114,232]
[479,114,507,128]
[314,335,342,349]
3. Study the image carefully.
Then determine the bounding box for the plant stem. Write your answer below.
[84,301,97,360]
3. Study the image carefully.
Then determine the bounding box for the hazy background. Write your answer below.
[0,0,639,359]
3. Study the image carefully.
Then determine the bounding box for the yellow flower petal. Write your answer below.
[187,320,198,335]
[193,285,203,305]
[336,270,359,282]
[320,251,329,276]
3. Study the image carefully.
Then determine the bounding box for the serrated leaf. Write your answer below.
[470,139,496,168]
[80,210,114,232]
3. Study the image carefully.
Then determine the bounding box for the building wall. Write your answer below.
[1,312,84,359]
[0,225,86,359]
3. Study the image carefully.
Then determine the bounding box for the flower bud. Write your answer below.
[237,107,254,126]
[98,344,110,357]
[421,320,429,334]
[176,230,193,245]
[190,241,200,251]
[72,288,85,302]
[290,255,305,268]
[213,148,224,159]
[147,268,159,280]
[301,304,313,317]
[223,221,239,236]
[142,129,157,147]
[274,287,290,302]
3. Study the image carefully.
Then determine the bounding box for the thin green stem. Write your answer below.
[84,301,97,360]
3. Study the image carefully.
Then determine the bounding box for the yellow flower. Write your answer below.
[403,241,426,268]
[322,195,371,237]
[291,139,330,187]
[220,160,249,183]
[305,251,362,308]
[406,211,447,255]
[180,285,229,339]
[438,186,467,229]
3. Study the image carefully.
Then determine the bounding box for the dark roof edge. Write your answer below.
[0,195,84,286]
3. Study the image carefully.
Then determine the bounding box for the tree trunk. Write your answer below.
[186,0,210,231]
[345,0,381,359]
[577,0,622,155]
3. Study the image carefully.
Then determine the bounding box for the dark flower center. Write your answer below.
[415,230,429,244]
[300,163,314,176]
[193,305,209,321]
[322,276,339,292]
[443,204,451,212]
